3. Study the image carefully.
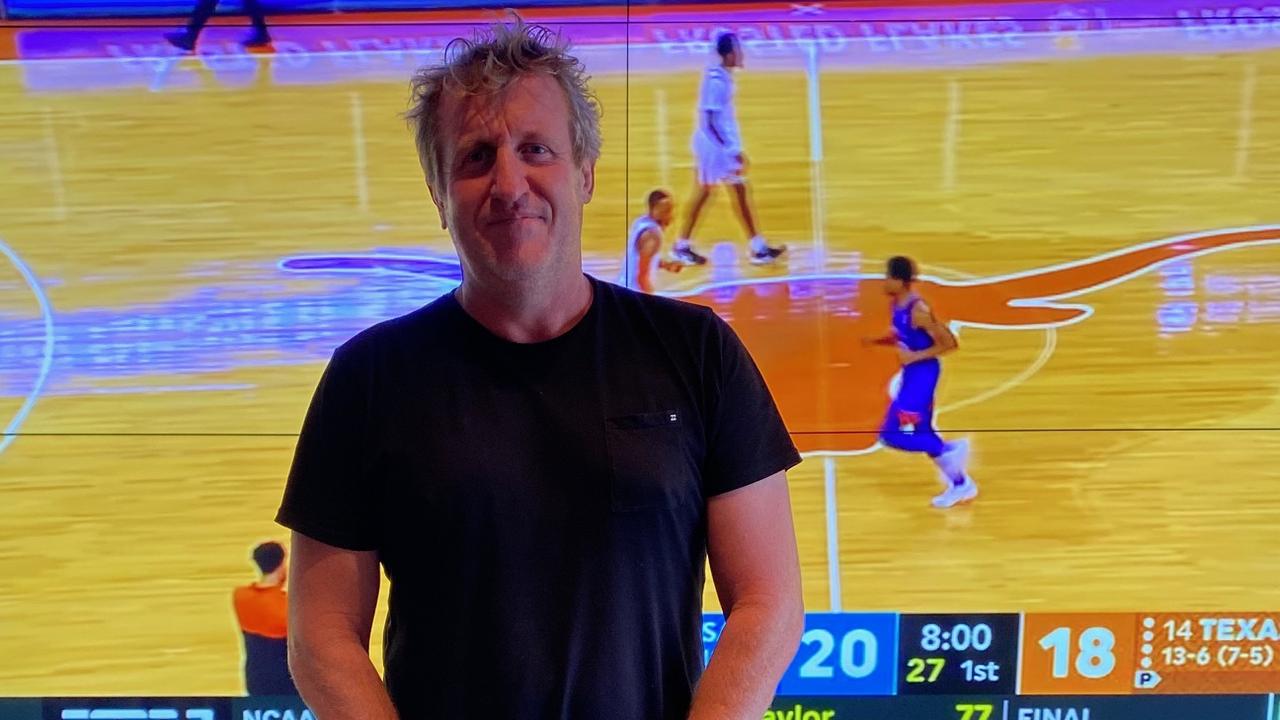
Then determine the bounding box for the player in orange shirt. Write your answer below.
[233,541,297,695]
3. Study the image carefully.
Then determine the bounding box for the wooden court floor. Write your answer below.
[1,36,1280,694]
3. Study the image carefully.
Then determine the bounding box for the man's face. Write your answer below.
[430,73,596,285]
[726,39,744,68]
[884,274,907,296]
[652,196,675,227]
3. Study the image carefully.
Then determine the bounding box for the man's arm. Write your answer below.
[703,109,728,146]
[903,300,958,364]
[862,330,898,347]
[689,471,804,720]
[287,532,399,720]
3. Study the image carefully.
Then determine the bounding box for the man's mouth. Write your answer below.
[488,215,544,226]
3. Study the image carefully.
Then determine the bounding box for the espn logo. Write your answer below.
[61,710,215,720]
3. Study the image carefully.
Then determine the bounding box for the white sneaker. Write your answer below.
[931,477,978,509]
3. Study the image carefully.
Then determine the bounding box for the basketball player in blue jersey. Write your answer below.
[864,256,978,508]
[671,33,786,268]
[621,189,683,293]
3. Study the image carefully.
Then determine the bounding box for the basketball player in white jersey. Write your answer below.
[671,33,786,267]
[622,189,683,293]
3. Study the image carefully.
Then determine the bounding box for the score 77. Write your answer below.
[955,704,994,720]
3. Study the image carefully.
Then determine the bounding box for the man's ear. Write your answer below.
[428,181,448,230]
[580,158,596,204]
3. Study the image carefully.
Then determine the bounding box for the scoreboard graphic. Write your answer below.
[10,696,1276,720]
[13,611,1280,719]
[715,611,1280,699]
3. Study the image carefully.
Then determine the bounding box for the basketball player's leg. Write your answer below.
[680,180,713,241]
[728,181,760,239]
[879,363,945,455]
[167,0,268,49]
[880,366,976,507]
[241,0,271,44]
[898,409,976,508]
[187,0,219,35]
[166,0,217,49]
[916,391,977,508]
[878,403,946,456]
[727,170,785,265]
[676,135,741,264]
[673,172,713,265]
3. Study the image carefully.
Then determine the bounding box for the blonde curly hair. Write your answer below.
[406,14,603,191]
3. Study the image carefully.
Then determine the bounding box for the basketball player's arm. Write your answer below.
[862,330,898,347]
[639,228,683,277]
[288,532,399,720]
[704,110,728,146]
[905,301,958,363]
[636,228,660,293]
[690,471,804,720]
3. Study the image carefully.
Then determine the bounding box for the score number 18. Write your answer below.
[1038,626,1118,679]
[1019,614,1135,694]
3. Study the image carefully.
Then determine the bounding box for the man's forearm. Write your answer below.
[873,333,898,346]
[688,599,804,720]
[290,638,399,720]
[911,340,957,362]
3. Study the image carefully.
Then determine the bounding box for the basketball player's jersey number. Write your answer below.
[797,628,878,679]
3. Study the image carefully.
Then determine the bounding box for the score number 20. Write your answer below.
[797,628,878,679]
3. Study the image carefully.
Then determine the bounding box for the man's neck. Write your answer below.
[256,573,285,589]
[456,271,593,344]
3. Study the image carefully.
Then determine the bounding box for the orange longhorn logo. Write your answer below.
[671,226,1280,453]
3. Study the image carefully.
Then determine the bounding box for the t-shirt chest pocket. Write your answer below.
[604,410,698,512]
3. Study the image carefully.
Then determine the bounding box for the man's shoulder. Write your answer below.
[596,277,722,332]
[333,293,457,362]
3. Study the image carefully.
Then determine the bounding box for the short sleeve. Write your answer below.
[701,310,802,496]
[275,340,381,551]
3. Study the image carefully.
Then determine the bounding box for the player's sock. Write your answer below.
[750,235,767,253]
[935,439,970,486]
[675,237,692,251]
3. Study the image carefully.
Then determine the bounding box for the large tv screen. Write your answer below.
[2,0,1279,717]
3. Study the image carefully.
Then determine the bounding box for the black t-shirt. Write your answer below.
[275,275,800,719]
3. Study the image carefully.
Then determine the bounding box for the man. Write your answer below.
[672,32,786,267]
[864,256,978,509]
[232,541,297,696]
[277,17,804,720]
[165,0,271,52]
[621,188,683,293]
